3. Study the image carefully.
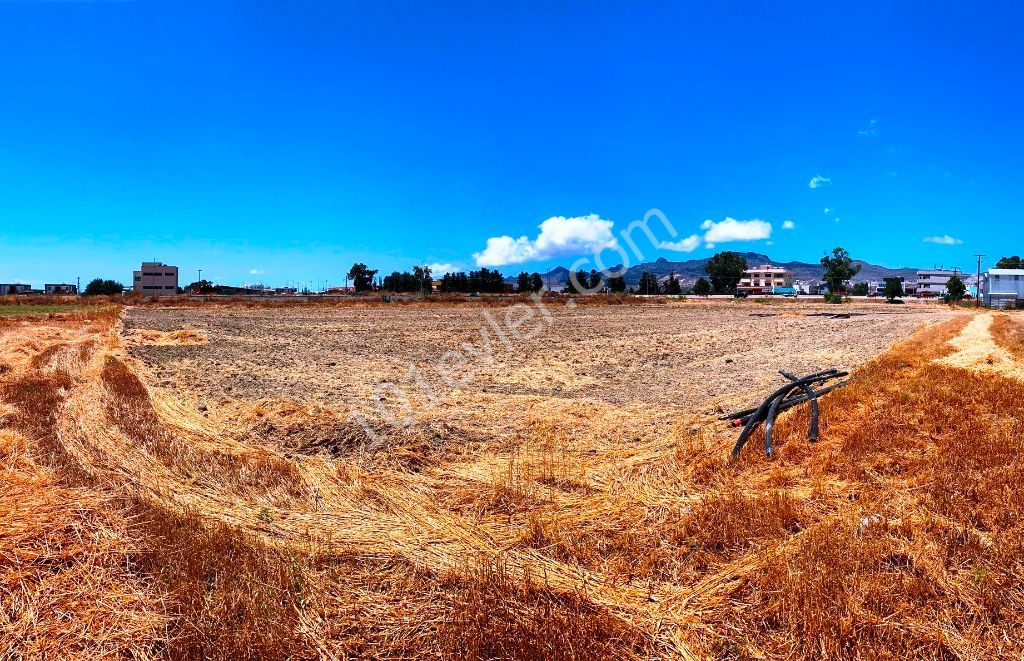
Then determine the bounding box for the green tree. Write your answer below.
[996,256,1023,269]
[530,272,544,292]
[852,282,869,296]
[607,274,626,293]
[562,269,590,294]
[516,271,531,293]
[944,274,967,302]
[664,271,682,295]
[692,277,712,296]
[637,271,660,295]
[704,251,748,294]
[466,268,505,293]
[883,277,904,302]
[347,263,378,292]
[184,279,215,294]
[83,278,124,296]
[588,269,603,291]
[412,265,432,293]
[820,247,861,294]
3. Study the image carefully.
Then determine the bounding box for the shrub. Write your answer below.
[83,279,125,296]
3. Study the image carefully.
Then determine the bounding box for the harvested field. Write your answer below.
[122,301,952,412]
[5,300,1024,659]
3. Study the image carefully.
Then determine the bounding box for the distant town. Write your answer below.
[2,250,1023,308]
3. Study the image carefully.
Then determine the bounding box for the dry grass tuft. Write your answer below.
[101,355,306,502]
[681,487,808,559]
[125,328,207,346]
[710,314,1024,658]
[434,558,652,660]
[127,500,316,660]
[0,430,164,659]
[991,312,1024,359]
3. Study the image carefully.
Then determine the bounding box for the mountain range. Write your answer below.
[513,252,919,287]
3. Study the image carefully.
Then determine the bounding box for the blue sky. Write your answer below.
[1,1,1021,287]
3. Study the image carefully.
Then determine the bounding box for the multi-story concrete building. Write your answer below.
[738,265,793,295]
[44,283,78,295]
[916,269,962,298]
[0,283,31,295]
[872,276,916,297]
[983,269,1024,308]
[133,262,179,296]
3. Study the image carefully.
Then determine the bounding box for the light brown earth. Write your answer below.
[123,300,955,425]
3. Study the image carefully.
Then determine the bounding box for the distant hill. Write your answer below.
[506,252,919,288]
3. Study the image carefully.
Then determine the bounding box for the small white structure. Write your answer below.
[983,269,1024,308]
[45,283,78,295]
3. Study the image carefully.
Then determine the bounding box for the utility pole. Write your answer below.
[974,254,984,308]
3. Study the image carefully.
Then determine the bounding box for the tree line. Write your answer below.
[80,253,1013,299]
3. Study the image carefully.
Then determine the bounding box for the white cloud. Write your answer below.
[923,235,963,245]
[473,214,616,267]
[473,236,536,266]
[809,175,832,189]
[700,217,772,243]
[782,220,795,230]
[659,234,701,252]
[533,214,616,256]
[427,262,458,273]
[249,269,264,275]
[824,207,831,215]
[858,119,879,136]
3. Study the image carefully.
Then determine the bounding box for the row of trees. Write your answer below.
[345,249,1004,300]
[348,263,514,294]
[437,268,508,293]
[382,266,433,293]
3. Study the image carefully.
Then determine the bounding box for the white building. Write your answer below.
[0,283,31,295]
[738,265,794,295]
[916,269,962,298]
[133,262,179,296]
[983,269,1024,308]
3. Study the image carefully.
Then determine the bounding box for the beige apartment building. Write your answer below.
[737,264,794,295]
[133,261,179,296]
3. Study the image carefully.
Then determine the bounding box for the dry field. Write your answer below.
[3,299,1024,659]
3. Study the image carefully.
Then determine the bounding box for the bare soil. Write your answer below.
[124,299,955,416]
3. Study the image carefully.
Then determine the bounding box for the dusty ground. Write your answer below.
[123,300,955,422]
